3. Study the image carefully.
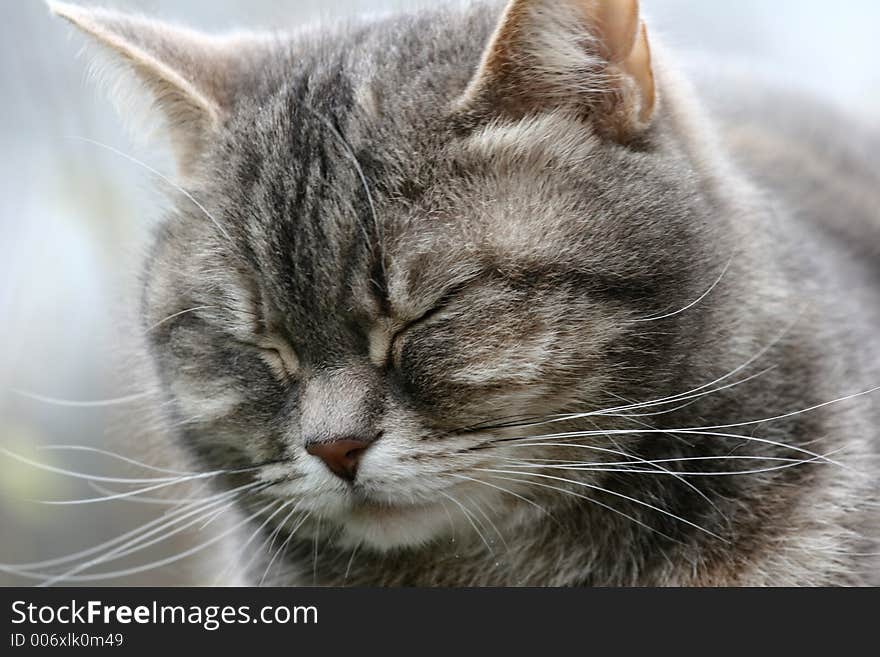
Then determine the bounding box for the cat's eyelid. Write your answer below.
[234,278,302,379]
[370,306,446,369]
[392,273,484,325]
[381,282,475,368]
[256,336,300,379]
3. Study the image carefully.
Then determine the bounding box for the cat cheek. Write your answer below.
[169,374,244,424]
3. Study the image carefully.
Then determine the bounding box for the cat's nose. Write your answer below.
[305,437,374,482]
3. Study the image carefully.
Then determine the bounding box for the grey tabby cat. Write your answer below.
[52,0,880,586]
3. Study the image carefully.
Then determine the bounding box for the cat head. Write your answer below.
[54,0,727,551]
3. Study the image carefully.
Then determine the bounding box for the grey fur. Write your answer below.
[57,1,879,585]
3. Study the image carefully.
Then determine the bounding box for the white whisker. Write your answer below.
[260,510,312,586]
[513,312,804,431]
[499,454,820,468]
[66,136,234,244]
[461,490,508,549]
[343,539,363,585]
[302,106,384,275]
[0,484,249,572]
[485,474,677,543]
[312,516,322,586]
[504,427,845,468]
[0,481,264,583]
[40,444,196,476]
[1,446,201,486]
[10,389,150,408]
[447,473,551,518]
[436,489,493,553]
[85,480,212,505]
[147,305,217,332]
[500,449,839,477]
[213,499,290,585]
[476,468,726,542]
[38,496,277,585]
[630,257,731,323]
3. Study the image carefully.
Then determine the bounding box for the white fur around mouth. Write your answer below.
[335,499,456,551]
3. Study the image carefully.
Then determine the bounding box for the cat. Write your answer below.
[50,0,880,586]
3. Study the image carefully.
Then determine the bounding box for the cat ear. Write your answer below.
[459,0,656,141]
[50,1,267,174]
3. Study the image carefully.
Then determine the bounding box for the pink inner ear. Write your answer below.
[590,0,641,63]
[621,22,656,123]
[458,0,656,139]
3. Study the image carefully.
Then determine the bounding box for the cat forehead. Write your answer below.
[181,11,690,313]
[204,102,666,309]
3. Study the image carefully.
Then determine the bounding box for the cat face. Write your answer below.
[57,0,719,550]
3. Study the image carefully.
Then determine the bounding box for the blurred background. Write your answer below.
[1,0,878,586]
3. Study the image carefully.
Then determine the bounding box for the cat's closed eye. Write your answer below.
[255,339,299,381]
[386,297,463,369]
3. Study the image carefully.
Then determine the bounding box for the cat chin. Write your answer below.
[333,501,455,551]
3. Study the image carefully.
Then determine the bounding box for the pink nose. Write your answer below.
[306,438,373,482]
